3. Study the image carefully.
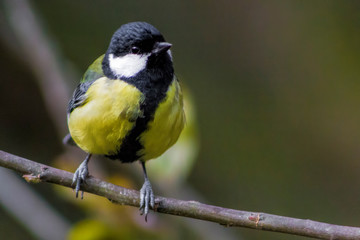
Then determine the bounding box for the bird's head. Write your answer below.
[103,22,173,79]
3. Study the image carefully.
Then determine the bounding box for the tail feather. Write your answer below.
[63,133,77,146]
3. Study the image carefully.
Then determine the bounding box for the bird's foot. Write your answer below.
[72,160,89,199]
[139,179,155,222]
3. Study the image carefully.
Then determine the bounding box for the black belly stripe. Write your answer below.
[106,109,151,162]
[105,54,174,163]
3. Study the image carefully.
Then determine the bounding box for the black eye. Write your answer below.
[131,46,140,54]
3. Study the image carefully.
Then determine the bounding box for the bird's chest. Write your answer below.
[68,78,143,155]
[138,79,185,160]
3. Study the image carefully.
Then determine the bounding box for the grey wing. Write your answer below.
[67,81,94,114]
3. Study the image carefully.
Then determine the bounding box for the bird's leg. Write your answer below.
[72,153,92,199]
[139,161,155,221]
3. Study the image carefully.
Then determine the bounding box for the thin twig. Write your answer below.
[0,150,359,240]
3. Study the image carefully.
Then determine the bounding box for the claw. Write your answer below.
[139,179,154,221]
[139,161,155,221]
[72,170,79,187]
[72,154,91,199]
[150,192,155,209]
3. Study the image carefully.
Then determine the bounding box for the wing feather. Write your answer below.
[67,55,106,114]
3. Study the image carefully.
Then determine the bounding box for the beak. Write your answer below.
[152,42,172,55]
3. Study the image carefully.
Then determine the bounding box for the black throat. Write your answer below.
[102,53,174,163]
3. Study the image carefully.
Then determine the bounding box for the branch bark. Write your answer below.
[0,150,359,240]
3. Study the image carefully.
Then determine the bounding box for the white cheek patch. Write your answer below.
[109,53,149,78]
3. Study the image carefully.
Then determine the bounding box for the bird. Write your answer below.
[66,22,185,220]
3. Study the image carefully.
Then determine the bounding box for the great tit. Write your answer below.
[67,22,185,220]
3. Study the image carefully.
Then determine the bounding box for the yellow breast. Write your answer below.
[68,77,185,161]
[138,79,186,161]
[68,77,144,155]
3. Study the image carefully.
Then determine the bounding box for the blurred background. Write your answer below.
[0,0,360,239]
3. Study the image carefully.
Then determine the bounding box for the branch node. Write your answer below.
[23,174,41,183]
[249,213,263,228]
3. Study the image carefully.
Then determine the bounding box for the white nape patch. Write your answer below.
[109,53,149,78]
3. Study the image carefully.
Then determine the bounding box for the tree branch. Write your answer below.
[0,150,359,240]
